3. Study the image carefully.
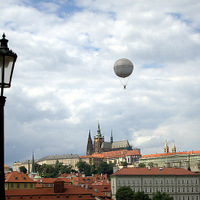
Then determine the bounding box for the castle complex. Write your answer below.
[86,122,132,155]
[12,124,200,174]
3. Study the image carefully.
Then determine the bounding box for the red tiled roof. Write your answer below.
[91,180,110,186]
[72,174,109,189]
[141,150,200,158]
[81,149,141,159]
[5,171,35,183]
[59,172,81,178]
[112,167,200,176]
[5,185,111,200]
[36,178,72,187]
[36,178,56,184]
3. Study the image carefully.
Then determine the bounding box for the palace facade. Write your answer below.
[139,141,200,172]
[111,167,200,200]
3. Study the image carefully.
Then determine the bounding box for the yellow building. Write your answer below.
[5,171,36,190]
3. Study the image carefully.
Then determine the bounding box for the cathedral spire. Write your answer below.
[110,130,113,143]
[87,130,93,155]
[31,151,35,173]
[96,121,102,138]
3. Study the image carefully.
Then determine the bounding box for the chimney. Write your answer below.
[54,180,65,193]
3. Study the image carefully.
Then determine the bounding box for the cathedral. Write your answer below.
[86,122,132,155]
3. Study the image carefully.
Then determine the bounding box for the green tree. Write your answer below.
[148,162,154,167]
[9,167,13,172]
[19,166,27,174]
[152,191,173,200]
[96,162,114,176]
[116,186,134,200]
[60,164,73,174]
[91,164,97,174]
[133,191,150,200]
[76,161,91,176]
[138,163,146,167]
[122,161,128,167]
[35,162,74,178]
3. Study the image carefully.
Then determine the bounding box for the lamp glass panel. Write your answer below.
[0,55,14,87]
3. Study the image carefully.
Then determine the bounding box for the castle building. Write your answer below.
[86,122,132,155]
[13,154,80,173]
[81,149,141,167]
[139,141,200,172]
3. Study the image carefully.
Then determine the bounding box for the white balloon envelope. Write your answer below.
[114,58,134,78]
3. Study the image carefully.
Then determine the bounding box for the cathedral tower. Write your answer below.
[172,141,176,153]
[86,130,93,155]
[163,140,169,153]
[94,122,104,153]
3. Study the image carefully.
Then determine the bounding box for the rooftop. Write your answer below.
[5,171,35,183]
[5,185,112,200]
[81,149,141,159]
[112,167,200,176]
[141,150,200,159]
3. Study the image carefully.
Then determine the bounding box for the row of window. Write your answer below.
[117,186,199,194]
[10,183,33,188]
[144,178,199,185]
[178,196,199,200]
[117,178,199,186]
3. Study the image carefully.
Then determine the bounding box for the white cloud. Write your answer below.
[1,0,200,167]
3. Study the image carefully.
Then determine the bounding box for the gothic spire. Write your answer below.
[110,130,113,143]
[31,151,35,173]
[87,130,93,155]
[96,121,102,138]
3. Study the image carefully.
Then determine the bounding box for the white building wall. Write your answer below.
[111,174,200,200]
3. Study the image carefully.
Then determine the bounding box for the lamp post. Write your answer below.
[0,33,17,199]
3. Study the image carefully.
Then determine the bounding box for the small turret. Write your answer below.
[163,140,169,153]
[172,141,176,153]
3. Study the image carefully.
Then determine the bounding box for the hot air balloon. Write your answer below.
[113,58,134,89]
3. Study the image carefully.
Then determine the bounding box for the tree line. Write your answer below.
[19,160,114,178]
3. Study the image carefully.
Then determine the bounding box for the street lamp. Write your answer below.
[0,33,17,199]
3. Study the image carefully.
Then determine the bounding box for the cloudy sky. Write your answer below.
[1,0,200,167]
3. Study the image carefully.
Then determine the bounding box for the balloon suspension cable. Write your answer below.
[119,76,131,89]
